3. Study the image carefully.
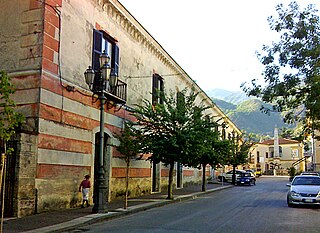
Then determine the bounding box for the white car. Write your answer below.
[287,175,320,207]
[222,170,246,182]
[301,172,320,176]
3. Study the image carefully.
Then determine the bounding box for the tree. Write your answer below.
[227,132,252,184]
[131,89,205,199]
[0,71,24,232]
[113,123,143,209]
[185,109,227,192]
[242,2,320,138]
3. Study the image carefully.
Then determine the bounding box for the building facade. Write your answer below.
[252,138,304,175]
[0,0,241,217]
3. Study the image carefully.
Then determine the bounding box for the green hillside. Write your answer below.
[212,98,293,136]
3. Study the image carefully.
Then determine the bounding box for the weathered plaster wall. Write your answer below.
[0,0,43,72]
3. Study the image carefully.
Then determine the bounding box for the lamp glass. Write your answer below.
[109,70,118,88]
[101,64,111,82]
[99,50,110,68]
[84,66,95,86]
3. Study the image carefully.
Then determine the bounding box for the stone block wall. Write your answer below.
[16,133,37,217]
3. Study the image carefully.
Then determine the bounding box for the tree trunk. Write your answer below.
[167,161,175,200]
[232,165,236,185]
[124,158,130,209]
[202,163,206,192]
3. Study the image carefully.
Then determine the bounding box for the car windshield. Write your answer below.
[301,172,319,176]
[292,177,320,185]
[241,173,251,177]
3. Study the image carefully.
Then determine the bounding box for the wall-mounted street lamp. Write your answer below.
[84,51,118,213]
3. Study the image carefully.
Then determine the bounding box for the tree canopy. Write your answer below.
[130,89,207,199]
[227,132,253,184]
[242,1,320,138]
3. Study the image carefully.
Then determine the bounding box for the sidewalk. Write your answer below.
[3,182,232,233]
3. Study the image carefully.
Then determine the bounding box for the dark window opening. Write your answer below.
[152,74,164,105]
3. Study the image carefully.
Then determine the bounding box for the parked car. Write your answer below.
[287,175,320,207]
[245,169,256,177]
[218,170,246,182]
[236,172,256,186]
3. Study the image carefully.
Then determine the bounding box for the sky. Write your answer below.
[118,0,318,92]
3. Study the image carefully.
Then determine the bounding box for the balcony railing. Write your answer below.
[105,79,127,105]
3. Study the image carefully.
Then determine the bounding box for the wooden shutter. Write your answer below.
[113,44,120,75]
[92,29,103,70]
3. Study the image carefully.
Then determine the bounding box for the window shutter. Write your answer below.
[92,29,103,70]
[113,44,120,75]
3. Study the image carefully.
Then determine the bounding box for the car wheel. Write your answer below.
[287,198,294,207]
[287,202,294,207]
[248,181,252,186]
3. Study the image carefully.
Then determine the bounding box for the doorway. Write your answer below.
[1,139,18,217]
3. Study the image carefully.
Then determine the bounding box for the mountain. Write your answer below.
[212,98,237,114]
[229,99,292,135]
[205,88,234,100]
[206,88,250,105]
[209,89,293,136]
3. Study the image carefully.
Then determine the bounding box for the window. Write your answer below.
[291,149,299,157]
[269,147,274,158]
[257,151,260,163]
[266,152,268,158]
[279,146,283,157]
[152,74,164,105]
[92,29,119,75]
[222,128,226,140]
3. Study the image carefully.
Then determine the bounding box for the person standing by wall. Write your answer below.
[79,175,91,208]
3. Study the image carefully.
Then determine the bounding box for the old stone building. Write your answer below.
[0,0,241,217]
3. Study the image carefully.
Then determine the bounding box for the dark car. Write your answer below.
[236,172,256,186]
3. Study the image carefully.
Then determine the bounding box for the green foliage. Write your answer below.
[227,132,253,184]
[130,89,228,197]
[242,2,320,137]
[226,132,253,167]
[287,166,296,177]
[114,122,143,162]
[113,123,144,208]
[0,71,24,147]
[131,89,203,166]
[185,111,229,169]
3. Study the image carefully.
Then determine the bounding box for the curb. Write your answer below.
[24,185,233,233]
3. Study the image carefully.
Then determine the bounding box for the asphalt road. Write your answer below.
[71,177,320,233]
